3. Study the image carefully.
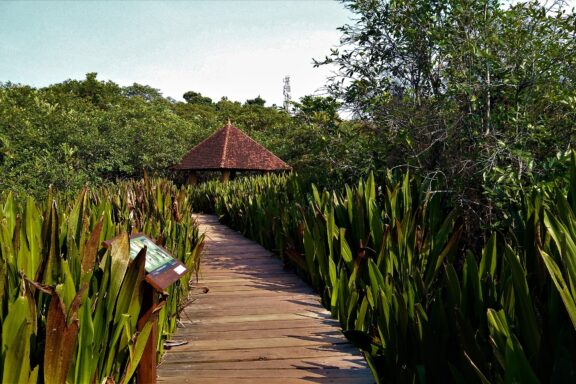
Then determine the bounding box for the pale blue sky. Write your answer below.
[0,1,351,105]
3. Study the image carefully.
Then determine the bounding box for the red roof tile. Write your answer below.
[172,122,292,171]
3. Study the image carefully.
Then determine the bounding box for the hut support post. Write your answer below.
[221,170,231,183]
[186,171,198,186]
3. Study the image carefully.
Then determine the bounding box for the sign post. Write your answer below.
[136,281,158,384]
[104,233,188,384]
[129,234,188,384]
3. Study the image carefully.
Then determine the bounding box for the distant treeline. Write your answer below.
[0,73,365,198]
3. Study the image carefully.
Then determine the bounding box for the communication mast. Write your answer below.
[283,76,291,113]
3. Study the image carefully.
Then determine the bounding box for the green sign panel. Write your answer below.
[129,235,184,274]
[100,233,188,291]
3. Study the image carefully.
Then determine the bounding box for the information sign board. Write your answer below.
[128,233,188,291]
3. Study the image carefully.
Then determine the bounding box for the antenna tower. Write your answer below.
[283,76,291,113]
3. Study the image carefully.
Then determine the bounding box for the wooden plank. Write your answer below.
[205,240,254,244]
[189,291,322,302]
[159,377,372,384]
[198,270,294,277]
[186,311,332,324]
[205,248,271,253]
[200,275,305,284]
[188,283,305,293]
[188,287,316,297]
[186,303,327,317]
[199,260,285,269]
[196,276,304,285]
[186,293,324,304]
[190,281,305,290]
[168,334,350,352]
[186,307,328,318]
[200,259,288,267]
[201,260,282,267]
[161,344,363,364]
[160,355,366,371]
[194,276,311,285]
[186,300,326,316]
[172,326,343,341]
[203,249,274,256]
[158,368,373,379]
[173,318,342,333]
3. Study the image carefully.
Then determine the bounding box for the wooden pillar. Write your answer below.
[221,170,231,183]
[186,171,198,186]
[137,282,158,383]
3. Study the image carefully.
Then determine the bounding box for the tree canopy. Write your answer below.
[315,0,576,226]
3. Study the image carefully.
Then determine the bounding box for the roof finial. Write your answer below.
[227,117,232,127]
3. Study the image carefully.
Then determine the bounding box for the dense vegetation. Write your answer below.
[0,179,204,383]
[188,155,576,382]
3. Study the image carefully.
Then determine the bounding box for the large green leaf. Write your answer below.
[2,295,33,384]
[539,249,576,329]
[118,320,154,384]
[544,210,576,296]
[479,233,498,278]
[503,245,541,359]
[108,233,131,308]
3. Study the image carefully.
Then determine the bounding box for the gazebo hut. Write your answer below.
[172,121,291,183]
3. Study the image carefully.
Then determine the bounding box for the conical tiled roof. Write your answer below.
[172,122,291,171]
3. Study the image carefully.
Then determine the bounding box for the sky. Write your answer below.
[3,1,575,106]
[0,0,352,105]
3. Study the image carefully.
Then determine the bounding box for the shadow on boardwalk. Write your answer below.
[157,214,374,384]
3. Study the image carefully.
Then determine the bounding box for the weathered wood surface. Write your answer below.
[157,214,373,383]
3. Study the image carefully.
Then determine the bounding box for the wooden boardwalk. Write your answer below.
[158,214,373,383]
